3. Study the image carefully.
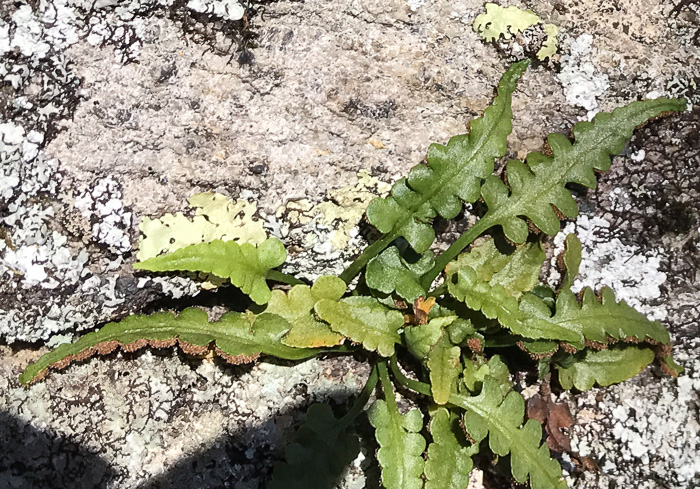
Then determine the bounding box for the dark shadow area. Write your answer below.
[0,411,119,488]
[1,381,371,489]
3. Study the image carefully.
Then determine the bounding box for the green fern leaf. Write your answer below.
[404,317,447,360]
[266,276,346,348]
[365,60,529,253]
[19,308,317,385]
[314,297,404,356]
[446,238,545,299]
[366,245,435,301]
[369,400,426,489]
[134,237,287,305]
[425,407,477,489]
[515,287,671,347]
[560,233,582,290]
[454,378,567,489]
[480,98,687,243]
[450,260,671,348]
[461,355,510,394]
[557,346,655,391]
[428,334,461,405]
[267,403,360,489]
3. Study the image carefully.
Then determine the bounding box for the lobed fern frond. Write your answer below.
[424,407,478,489]
[454,378,567,489]
[480,98,686,243]
[557,346,656,391]
[364,60,529,254]
[369,399,426,489]
[267,403,360,489]
[134,237,287,305]
[265,276,346,348]
[315,297,404,357]
[19,308,319,385]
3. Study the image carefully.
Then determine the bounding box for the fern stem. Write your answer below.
[421,217,492,290]
[265,269,307,286]
[377,360,400,414]
[427,282,447,298]
[339,365,379,429]
[389,355,432,397]
[339,232,398,284]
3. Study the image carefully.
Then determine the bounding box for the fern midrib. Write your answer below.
[450,391,564,487]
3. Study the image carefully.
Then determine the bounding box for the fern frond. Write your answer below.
[480,98,686,243]
[446,237,545,299]
[365,60,529,253]
[267,403,360,489]
[559,233,582,290]
[366,245,434,301]
[427,336,461,405]
[557,346,656,391]
[454,378,567,489]
[19,308,318,385]
[314,297,404,356]
[425,407,477,489]
[266,276,346,348]
[515,287,671,347]
[369,399,426,489]
[450,263,672,349]
[134,237,287,304]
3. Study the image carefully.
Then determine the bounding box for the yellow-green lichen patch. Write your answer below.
[137,192,267,262]
[277,170,391,252]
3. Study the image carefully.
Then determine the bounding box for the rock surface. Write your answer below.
[1,0,699,488]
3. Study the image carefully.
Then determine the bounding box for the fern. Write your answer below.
[267,403,361,489]
[135,237,287,304]
[20,61,687,489]
[424,407,478,489]
[556,346,656,391]
[19,308,320,385]
[455,377,567,489]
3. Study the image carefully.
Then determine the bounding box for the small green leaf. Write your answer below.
[462,355,510,394]
[404,316,453,360]
[135,238,287,304]
[560,233,582,290]
[557,347,656,391]
[369,400,426,489]
[425,408,477,489]
[428,336,461,405]
[315,297,404,356]
[267,403,360,489]
[266,276,346,348]
[19,309,317,385]
[446,237,545,299]
[366,245,434,301]
[455,378,567,489]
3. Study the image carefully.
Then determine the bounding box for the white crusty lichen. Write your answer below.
[549,215,668,321]
[187,0,246,21]
[557,34,610,115]
[569,341,700,488]
[74,177,134,254]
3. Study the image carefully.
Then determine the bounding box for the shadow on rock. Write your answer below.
[0,411,118,488]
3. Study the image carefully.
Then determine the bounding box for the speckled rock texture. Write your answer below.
[1,0,699,488]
